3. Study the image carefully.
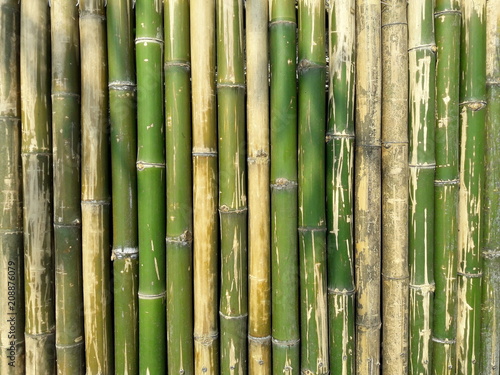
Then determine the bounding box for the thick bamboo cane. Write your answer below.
[165,0,194,373]
[190,0,219,373]
[354,0,381,373]
[456,1,486,374]
[481,1,500,372]
[216,0,248,372]
[107,0,139,373]
[79,0,114,373]
[0,1,24,372]
[269,0,300,373]
[136,0,167,373]
[327,0,356,373]
[20,0,55,372]
[246,0,271,373]
[432,1,460,373]
[408,0,436,373]
[298,0,328,373]
[381,1,409,373]
[51,0,85,373]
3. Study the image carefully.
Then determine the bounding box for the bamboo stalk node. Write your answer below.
[135,36,163,45]
[271,337,300,347]
[165,230,193,245]
[327,287,356,296]
[298,58,325,73]
[111,246,139,260]
[216,82,245,90]
[55,339,85,350]
[408,43,437,53]
[219,311,248,320]
[51,92,81,99]
[482,249,500,259]
[434,9,462,18]
[434,178,460,186]
[431,337,456,344]
[248,335,271,343]
[456,271,483,278]
[408,283,436,292]
[138,291,166,299]
[269,19,297,27]
[108,81,136,91]
[164,61,191,70]
[219,205,247,214]
[270,178,297,190]
[247,154,269,165]
[460,100,487,111]
[381,21,407,29]
[325,132,355,143]
[136,161,165,171]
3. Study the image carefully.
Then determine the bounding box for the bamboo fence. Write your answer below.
[0,1,498,374]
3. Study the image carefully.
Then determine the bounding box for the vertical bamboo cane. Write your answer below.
[381,1,409,374]
[190,0,219,373]
[456,1,486,374]
[481,0,500,372]
[298,0,328,373]
[216,0,248,372]
[80,1,114,373]
[247,0,271,373]
[165,0,194,373]
[136,0,167,373]
[269,0,300,373]
[327,0,356,373]
[107,0,139,373]
[20,0,55,372]
[432,0,460,373]
[354,0,381,373]
[0,0,24,372]
[51,0,85,373]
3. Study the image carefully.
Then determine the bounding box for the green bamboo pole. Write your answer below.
[381,1,409,373]
[0,0,24,372]
[80,1,114,373]
[165,0,194,373]
[354,0,381,373]
[107,0,139,373]
[216,0,248,372]
[326,0,356,373]
[136,0,167,373]
[51,0,85,373]
[481,1,500,372]
[298,0,328,373]
[247,0,271,373]
[456,1,486,374]
[190,0,219,373]
[432,0,460,373]
[269,0,300,373]
[20,0,55,372]
[408,0,436,374]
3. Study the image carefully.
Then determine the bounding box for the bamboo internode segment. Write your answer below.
[432,1,461,374]
[381,1,409,374]
[481,1,500,373]
[0,1,24,373]
[51,0,85,373]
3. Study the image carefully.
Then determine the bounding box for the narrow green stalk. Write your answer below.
[216,0,248,372]
[165,0,194,373]
[20,0,55,372]
[381,1,409,374]
[269,0,299,373]
[481,1,500,373]
[246,0,271,373]
[80,1,113,373]
[456,1,486,374]
[190,0,219,373]
[432,1,460,374]
[136,1,166,373]
[327,0,356,373]
[0,1,24,372]
[354,1,382,373]
[298,0,328,373]
[51,0,84,373]
[107,0,139,373]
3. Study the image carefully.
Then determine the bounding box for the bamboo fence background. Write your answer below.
[0,0,499,374]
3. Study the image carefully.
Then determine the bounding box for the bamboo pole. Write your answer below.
[381,1,409,373]
[456,1,486,373]
[247,0,271,373]
[0,0,24,372]
[481,0,500,372]
[135,0,167,373]
[432,1,460,373]
[51,0,85,373]
[408,0,436,373]
[269,0,300,373]
[190,0,219,373]
[20,0,55,372]
[165,0,194,373]
[216,0,248,372]
[107,0,139,373]
[327,0,356,373]
[354,0,381,373]
[79,1,114,373]
[297,0,328,373]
